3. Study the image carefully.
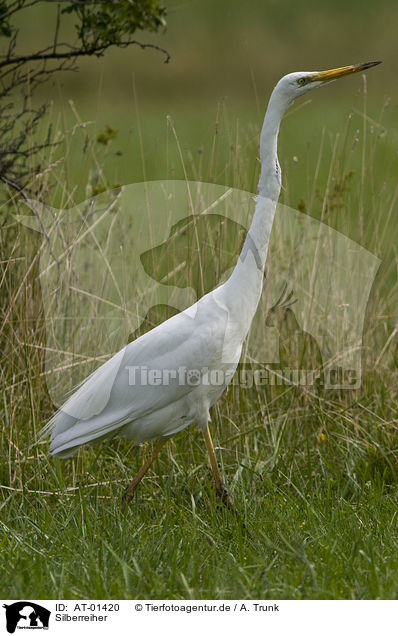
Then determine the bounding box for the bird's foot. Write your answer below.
[121,481,139,510]
[216,482,238,516]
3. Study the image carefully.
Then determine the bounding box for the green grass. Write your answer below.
[1,84,398,599]
[1,400,397,599]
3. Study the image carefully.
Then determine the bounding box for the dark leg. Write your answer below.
[203,425,237,514]
[122,438,168,509]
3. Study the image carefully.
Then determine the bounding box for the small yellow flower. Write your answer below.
[245,498,248,502]
[319,432,326,442]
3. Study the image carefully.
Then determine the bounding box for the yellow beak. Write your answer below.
[312,60,382,83]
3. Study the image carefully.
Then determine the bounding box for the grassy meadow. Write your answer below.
[1,0,397,599]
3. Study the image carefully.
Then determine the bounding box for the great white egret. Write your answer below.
[40,61,381,510]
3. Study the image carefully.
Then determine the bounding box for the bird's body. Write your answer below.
[44,210,273,456]
[46,286,239,456]
[40,61,381,507]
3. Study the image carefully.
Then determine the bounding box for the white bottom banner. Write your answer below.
[0,600,395,635]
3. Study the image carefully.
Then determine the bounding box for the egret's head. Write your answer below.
[274,61,381,105]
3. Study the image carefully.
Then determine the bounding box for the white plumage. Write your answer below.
[40,61,381,506]
[44,288,238,456]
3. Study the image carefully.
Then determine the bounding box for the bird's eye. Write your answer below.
[297,77,306,85]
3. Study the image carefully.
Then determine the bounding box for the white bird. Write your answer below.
[40,61,381,510]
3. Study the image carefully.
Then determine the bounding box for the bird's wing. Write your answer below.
[42,289,233,453]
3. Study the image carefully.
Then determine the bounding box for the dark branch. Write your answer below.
[0,174,28,198]
[0,39,170,69]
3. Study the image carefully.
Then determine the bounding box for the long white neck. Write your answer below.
[219,87,288,330]
[257,89,284,200]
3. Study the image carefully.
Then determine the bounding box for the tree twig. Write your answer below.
[0,38,170,69]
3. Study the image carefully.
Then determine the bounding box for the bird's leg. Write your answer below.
[122,438,168,509]
[203,425,237,514]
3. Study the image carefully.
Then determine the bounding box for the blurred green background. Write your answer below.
[11,0,398,353]
[15,0,395,204]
